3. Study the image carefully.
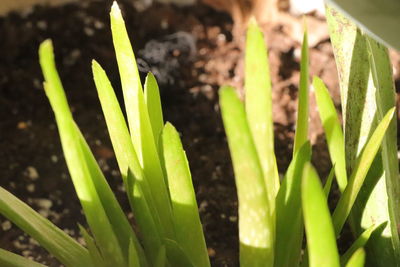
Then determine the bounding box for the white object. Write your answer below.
[155,0,195,6]
[290,0,325,16]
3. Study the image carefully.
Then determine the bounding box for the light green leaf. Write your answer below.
[127,169,164,266]
[345,248,365,267]
[162,123,210,267]
[275,142,311,267]
[326,7,399,265]
[145,72,164,152]
[323,166,336,198]
[92,60,162,253]
[79,225,105,267]
[110,2,174,240]
[313,77,347,192]
[366,36,400,262]
[293,30,309,155]
[219,86,274,266]
[326,0,400,51]
[128,239,140,267]
[163,239,196,267]
[302,163,340,267]
[154,245,166,267]
[39,39,125,266]
[341,223,382,265]
[76,124,146,265]
[0,248,47,267]
[244,19,279,211]
[332,107,395,235]
[0,187,91,267]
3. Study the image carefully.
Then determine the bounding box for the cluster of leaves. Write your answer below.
[0,1,398,267]
[219,20,395,267]
[0,2,209,267]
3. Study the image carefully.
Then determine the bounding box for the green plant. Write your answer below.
[326,6,400,266]
[0,2,209,267]
[218,19,395,267]
[326,0,400,51]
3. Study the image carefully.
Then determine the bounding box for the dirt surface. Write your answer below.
[0,1,399,266]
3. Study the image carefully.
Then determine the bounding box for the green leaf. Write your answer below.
[366,36,400,262]
[163,239,195,267]
[145,72,164,152]
[127,169,164,266]
[0,187,91,267]
[154,245,166,267]
[219,86,274,266]
[326,0,400,51]
[76,124,146,265]
[293,30,309,155]
[332,107,395,235]
[128,239,141,267]
[313,77,347,192]
[110,2,174,240]
[302,163,340,267]
[92,60,162,252]
[92,60,162,220]
[0,248,47,267]
[244,19,279,211]
[275,142,311,267]
[323,165,336,198]
[161,123,210,267]
[39,39,125,266]
[326,8,399,265]
[341,223,382,265]
[345,248,365,267]
[79,225,105,267]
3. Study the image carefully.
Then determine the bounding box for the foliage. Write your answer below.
[0,2,398,267]
[0,2,209,267]
[219,19,395,267]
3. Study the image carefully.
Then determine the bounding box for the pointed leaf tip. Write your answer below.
[111,1,122,17]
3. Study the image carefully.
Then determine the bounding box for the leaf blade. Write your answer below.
[245,19,279,209]
[0,187,91,267]
[162,123,210,267]
[302,163,340,267]
[219,86,274,266]
[332,107,396,235]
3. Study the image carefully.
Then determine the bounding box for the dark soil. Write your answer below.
[1,1,399,266]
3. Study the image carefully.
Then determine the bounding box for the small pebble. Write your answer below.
[84,27,95,36]
[207,247,216,257]
[1,220,12,231]
[26,166,39,180]
[26,183,35,193]
[36,20,47,30]
[17,121,30,129]
[36,198,52,210]
[51,155,58,163]
[229,216,237,222]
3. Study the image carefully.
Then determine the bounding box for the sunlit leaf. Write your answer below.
[302,163,340,267]
[332,107,395,235]
[39,39,125,266]
[275,142,311,267]
[110,2,174,241]
[145,72,164,152]
[345,248,365,267]
[293,29,309,155]
[0,248,47,267]
[162,123,210,267]
[245,19,279,211]
[313,77,347,191]
[219,86,274,266]
[0,187,91,267]
[341,223,382,265]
